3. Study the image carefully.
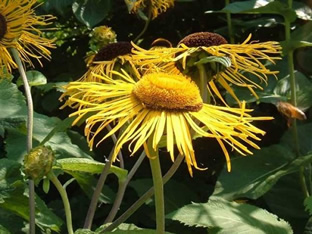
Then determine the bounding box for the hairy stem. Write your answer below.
[11,48,35,234]
[83,152,113,229]
[105,151,146,223]
[102,154,184,232]
[48,173,73,234]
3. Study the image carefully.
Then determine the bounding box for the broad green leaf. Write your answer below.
[0,159,63,232]
[291,20,312,42]
[0,225,10,234]
[274,71,312,110]
[43,0,75,15]
[218,0,297,22]
[281,40,312,53]
[72,0,112,28]
[293,1,312,20]
[263,174,309,233]
[0,208,25,234]
[54,158,128,180]
[212,122,312,200]
[0,79,26,119]
[305,196,312,216]
[0,117,25,137]
[167,198,292,234]
[95,223,171,233]
[16,70,47,87]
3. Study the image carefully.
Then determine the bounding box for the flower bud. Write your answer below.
[24,146,54,181]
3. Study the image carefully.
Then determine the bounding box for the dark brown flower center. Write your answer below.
[179,32,228,47]
[0,13,7,40]
[92,41,133,62]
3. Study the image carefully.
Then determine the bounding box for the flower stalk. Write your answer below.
[285,0,310,197]
[11,48,35,234]
[225,0,235,43]
[48,172,74,234]
[103,153,184,233]
[146,138,165,234]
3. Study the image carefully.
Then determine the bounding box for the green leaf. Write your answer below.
[0,79,26,119]
[54,158,128,180]
[16,70,47,87]
[0,225,10,234]
[94,223,171,233]
[274,71,312,110]
[194,56,231,67]
[43,0,75,16]
[212,124,312,200]
[72,0,112,28]
[305,196,312,216]
[218,0,297,22]
[167,198,292,234]
[0,159,63,232]
[0,117,25,137]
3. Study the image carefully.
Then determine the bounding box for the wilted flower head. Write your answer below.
[125,0,174,19]
[131,32,281,105]
[61,70,272,176]
[0,0,55,76]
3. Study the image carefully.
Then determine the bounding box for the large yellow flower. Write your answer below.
[131,32,281,105]
[125,0,174,19]
[0,0,54,75]
[81,41,140,82]
[61,71,271,176]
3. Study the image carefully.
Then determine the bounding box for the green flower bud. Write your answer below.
[24,146,54,181]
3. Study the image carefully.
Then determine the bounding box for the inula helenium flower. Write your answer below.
[125,0,174,19]
[132,32,281,104]
[61,70,271,176]
[81,41,140,82]
[0,0,54,76]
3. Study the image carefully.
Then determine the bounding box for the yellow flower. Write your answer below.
[125,0,174,19]
[61,71,272,176]
[0,0,55,75]
[131,32,281,104]
[82,41,140,82]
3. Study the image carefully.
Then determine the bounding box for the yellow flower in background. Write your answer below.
[61,70,272,176]
[82,41,140,82]
[0,0,55,75]
[125,0,174,19]
[131,32,281,105]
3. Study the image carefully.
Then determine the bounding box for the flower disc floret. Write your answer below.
[133,73,203,112]
[92,41,133,62]
[179,32,228,47]
[0,13,7,39]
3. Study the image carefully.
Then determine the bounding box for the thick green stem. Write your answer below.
[48,173,73,234]
[285,0,309,197]
[102,154,184,233]
[225,0,234,43]
[148,143,165,234]
[11,48,35,234]
[105,151,146,223]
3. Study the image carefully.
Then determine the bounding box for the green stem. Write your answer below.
[197,64,209,103]
[104,151,146,223]
[102,154,184,233]
[11,48,35,234]
[225,0,234,43]
[148,143,165,234]
[285,0,309,197]
[83,151,113,229]
[48,173,73,234]
[134,0,152,43]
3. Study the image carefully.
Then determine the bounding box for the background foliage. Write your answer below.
[2,0,312,233]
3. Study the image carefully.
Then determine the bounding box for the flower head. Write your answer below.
[131,32,281,105]
[0,0,55,75]
[125,0,174,19]
[61,70,271,176]
[82,41,140,82]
